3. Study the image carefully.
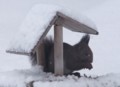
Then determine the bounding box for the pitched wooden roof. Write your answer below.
[6,4,98,56]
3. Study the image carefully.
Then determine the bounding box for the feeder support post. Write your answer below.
[54,17,64,75]
[36,43,45,66]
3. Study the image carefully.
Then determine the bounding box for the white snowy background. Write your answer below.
[0,0,120,87]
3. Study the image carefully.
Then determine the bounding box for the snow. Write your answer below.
[0,0,120,87]
[0,66,120,87]
[80,0,120,75]
[34,74,120,87]
[0,52,31,72]
[7,4,96,53]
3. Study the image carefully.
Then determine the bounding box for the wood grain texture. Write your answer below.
[54,24,64,75]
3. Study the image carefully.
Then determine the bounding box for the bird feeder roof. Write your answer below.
[6,4,98,55]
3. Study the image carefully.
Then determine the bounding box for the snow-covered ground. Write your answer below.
[0,66,120,87]
[0,0,120,87]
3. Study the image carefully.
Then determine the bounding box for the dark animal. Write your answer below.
[30,34,93,76]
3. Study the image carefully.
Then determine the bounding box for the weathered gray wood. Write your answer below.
[36,43,45,66]
[54,24,64,75]
[6,50,30,56]
[57,12,98,35]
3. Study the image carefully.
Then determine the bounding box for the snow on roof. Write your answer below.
[7,4,97,54]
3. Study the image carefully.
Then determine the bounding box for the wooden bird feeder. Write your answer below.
[6,5,98,76]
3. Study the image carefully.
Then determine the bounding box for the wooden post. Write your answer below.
[54,24,63,75]
[36,43,45,66]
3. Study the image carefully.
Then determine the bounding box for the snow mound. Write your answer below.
[7,4,96,54]
[0,66,120,87]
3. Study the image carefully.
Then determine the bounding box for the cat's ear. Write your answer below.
[80,34,90,44]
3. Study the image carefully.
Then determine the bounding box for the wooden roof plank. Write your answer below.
[6,50,30,56]
[57,12,98,35]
